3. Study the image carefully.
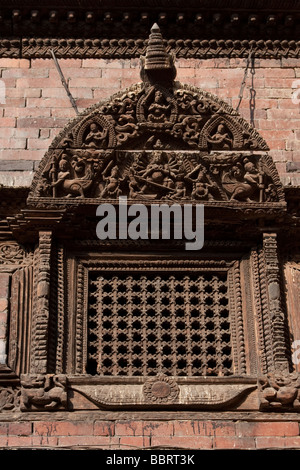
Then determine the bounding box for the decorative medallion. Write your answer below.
[143,376,179,404]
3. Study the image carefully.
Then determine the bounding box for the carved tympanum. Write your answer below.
[27,23,282,210]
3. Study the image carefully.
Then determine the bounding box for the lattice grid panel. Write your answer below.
[87,271,233,377]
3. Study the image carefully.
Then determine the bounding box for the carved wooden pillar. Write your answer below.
[30,231,52,374]
[262,232,289,372]
[0,273,10,365]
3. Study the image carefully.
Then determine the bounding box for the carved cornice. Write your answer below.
[0,1,300,58]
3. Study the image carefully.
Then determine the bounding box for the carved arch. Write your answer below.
[27,78,285,209]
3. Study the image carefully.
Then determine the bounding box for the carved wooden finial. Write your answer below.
[141,23,176,86]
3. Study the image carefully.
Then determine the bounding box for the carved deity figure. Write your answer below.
[51,155,95,198]
[169,181,187,200]
[207,122,233,149]
[185,163,214,200]
[137,151,176,195]
[84,122,108,148]
[100,162,123,198]
[147,90,171,123]
[228,160,262,202]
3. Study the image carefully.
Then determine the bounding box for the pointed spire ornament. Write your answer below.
[140,24,176,87]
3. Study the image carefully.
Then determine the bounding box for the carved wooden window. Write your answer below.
[2,24,298,414]
[87,269,232,377]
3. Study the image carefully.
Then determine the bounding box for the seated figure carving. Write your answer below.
[207,122,233,149]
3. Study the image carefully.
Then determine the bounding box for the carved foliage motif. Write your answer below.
[0,387,20,412]
[143,376,180,404]
[0,242,27,265]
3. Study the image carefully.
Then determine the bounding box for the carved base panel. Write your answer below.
[69,377,258,411]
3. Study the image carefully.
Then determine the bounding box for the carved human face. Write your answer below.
[90,123,98,132]
[59,159,68,171]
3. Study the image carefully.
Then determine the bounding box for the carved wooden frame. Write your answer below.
[1,23,300,415]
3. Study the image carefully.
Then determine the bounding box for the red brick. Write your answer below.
[26,97,71,109]
[31,436,59,448]
[0,128,15,138]
[93,88,121,100]
[0,423,8,435]
[256,59,282,68]
[93,421,115,436]
[50,108,78,118]
[41,88,71,99]
[277,99,298,109]
[173,420,236,437]
[69,77,105,88]
[120,78,140,89]
[16,77,58,89]
[17,117,67,129]
[1,78,17,88]
[265,78,294,88]
[5,107,51,118]
[0,149,43,161]
[0,117,16,127]
[260,130,293,140]
[281,58,300,67]
[151,435,213,449]
[32,58,82,69]
[34,421,93,436]
[82,58,123,69]
[76,99,96,109]
[7,436,32,447]
[13,128,39,138]
[8,422,32,436]
[119,436,151,449]
[265,88,294,98]
[27,138,53,150]
[142,421,174,437]
[0,58,29,68]
[0,138,26,149]
[115,420,144,436]
[2,68,48,79]
[49,68,101,80]
[0,436,8,446]
[263,68,295,78]
[100,68,123,79]
[5,87,41,98]
[58,435,118,448]
[236,421,299,437]
[256,436,300,449]
[0,98,25,108]
[214,436,255,449]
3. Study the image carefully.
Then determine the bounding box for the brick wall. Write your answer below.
[0,418,300,450]
[0,56,300,187]
[1,56,300,450]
